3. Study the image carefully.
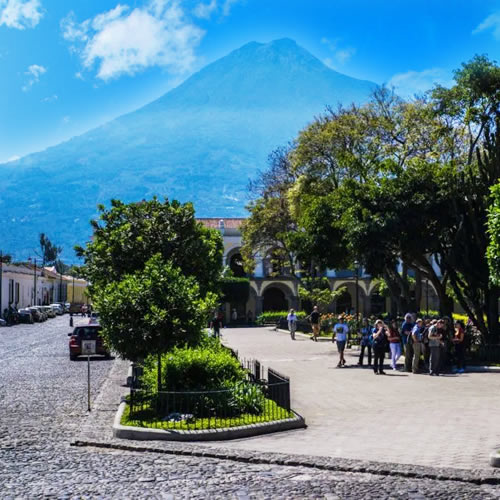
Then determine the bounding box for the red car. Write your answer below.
[68,325,111,361]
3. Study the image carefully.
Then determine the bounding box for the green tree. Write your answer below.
[39,233,62,267]
[95,255,217,386]
[76,198,223,296]
[488,182,500,285]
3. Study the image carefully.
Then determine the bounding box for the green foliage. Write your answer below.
[220,277,250,303]
[298,279,346,312]
[256,310,307,324]
[39,233,62,267]
[76,197,223,296]
[95,255,217,361]
[488,182,500,286]
[141,342,247,392]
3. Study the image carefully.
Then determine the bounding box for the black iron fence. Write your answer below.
[128,360,292,430]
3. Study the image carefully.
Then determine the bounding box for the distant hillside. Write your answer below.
[0,38,377,258]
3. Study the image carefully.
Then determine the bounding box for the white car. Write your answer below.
[49,303,64,315]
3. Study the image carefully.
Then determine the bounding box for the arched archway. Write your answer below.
[335,288,352,314]
[229,252,246,277]
[263,287,288,312]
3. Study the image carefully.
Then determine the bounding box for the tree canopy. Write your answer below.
[243,55,500,342]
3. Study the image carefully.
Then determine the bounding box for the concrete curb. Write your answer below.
[490,452,500,468]
[113,402,307,441]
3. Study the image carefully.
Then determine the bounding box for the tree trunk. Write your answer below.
[414,270,422,312]
[157,353,162,392]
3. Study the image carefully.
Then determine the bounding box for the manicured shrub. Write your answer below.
[142,344,246,392]
[256,311,306,325]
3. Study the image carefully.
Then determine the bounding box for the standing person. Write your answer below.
[422,319,434,371]
[210,313,222,338]
[411,319,425,374]
[358,318,372,367]
[287,308,298,340]
[333,315,349,367]
[453,320,466,373]
[441,316,453,372]
[231,308,238,323]
[401,313,415,372]
[428,319,444,375]
[308,305,321,342]
[372,319,388,375]
[387,319,401,371]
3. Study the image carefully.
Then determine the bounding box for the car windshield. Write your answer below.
[75,327,101,339]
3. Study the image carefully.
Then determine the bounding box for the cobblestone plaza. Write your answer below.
[2,318,500,498]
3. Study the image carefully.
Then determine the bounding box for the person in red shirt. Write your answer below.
[453,320,466,373]
[387,319,401,370]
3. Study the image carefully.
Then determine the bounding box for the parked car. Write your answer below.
[28,307,43,322]
[0,318,6,327]
[68,325,111,361]
[49,303,64,315]
[40,306,56,318]
[18,308,34,324]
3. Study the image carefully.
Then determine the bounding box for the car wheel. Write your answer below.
[104,352,112,360]
[69,355,77,361]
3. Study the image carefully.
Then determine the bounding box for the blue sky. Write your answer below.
[1,0,500,163]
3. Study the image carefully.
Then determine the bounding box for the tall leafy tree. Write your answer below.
[39,233,62,267]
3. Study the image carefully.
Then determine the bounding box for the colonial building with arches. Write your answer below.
[198,218,441,322]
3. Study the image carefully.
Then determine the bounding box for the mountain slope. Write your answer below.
[0,38,377,258]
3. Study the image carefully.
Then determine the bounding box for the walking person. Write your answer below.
[287,308,298,340]
[453,320,466,373]
[210,312,222,338]
[428,319,444,375]
[401,313,415,372]
[333,315,349,367]
[387,319,401,370]
[372,319,388,375]
[358,318,372,367]
[308,305,321,342]
[411,318,425,374]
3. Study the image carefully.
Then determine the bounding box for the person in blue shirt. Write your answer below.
[332,316,349,367]
[401,313,415,373]
[411,318,425,374]
[357,318,372,367]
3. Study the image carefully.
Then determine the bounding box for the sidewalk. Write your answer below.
[208,326,500,470]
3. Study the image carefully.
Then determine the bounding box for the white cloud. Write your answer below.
[62,115,70,123]
[22,63,46,91]
[193,0,217,19]
[41,94,57,103]
[61,0,204,81]
[473,12,500,40]
[321,37,356,67]
[192,0,241,19]
[0,0,43,29]
[388,68,452,99]
[6,155,20,162]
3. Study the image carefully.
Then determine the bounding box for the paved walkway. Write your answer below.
[203,326,500,470]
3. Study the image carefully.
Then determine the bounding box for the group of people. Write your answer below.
[287,308,467,375]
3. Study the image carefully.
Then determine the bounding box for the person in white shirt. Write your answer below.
[287,308,298,340]
[332,316,349,367]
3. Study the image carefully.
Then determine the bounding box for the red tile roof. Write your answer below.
[197,218,246,229]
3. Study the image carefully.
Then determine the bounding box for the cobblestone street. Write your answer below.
[2,318,500,498]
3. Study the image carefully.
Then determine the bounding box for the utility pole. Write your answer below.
[72,273,75,304]
[34,258,37,306]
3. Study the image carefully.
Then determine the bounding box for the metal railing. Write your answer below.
[128,361,292,430]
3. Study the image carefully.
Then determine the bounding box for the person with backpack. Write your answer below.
[210,312,222,338]
[287,308,298,340]
[332,315,349,367]
[428,319,444,376]
[411,318,425,374]
[357,318,372,367]
[372,319,388,375]
[401,313,415,372]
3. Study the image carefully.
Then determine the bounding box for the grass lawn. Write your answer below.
[121,398,295,431]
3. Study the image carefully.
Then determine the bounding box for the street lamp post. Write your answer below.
[28,257,37,306]
[426,279,429,314]
[354,260,359,322]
